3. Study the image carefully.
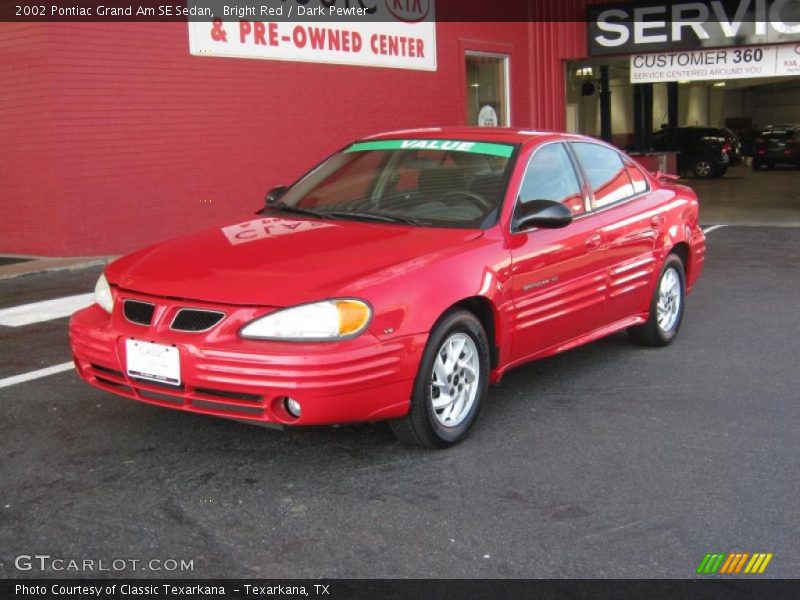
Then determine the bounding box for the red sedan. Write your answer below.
[70,128,705,448]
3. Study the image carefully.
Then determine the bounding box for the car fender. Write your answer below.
[343,233,513,351]
[653,184,702,289]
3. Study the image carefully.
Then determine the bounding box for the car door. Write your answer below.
[570,142,663,327]
[507,142,608,363]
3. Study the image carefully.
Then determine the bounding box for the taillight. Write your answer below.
[722,142,731,154]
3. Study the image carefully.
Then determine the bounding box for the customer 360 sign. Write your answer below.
[630,41,800,82]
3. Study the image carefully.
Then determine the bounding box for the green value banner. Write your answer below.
[346,139,514,158]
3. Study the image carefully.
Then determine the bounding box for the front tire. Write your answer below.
[390,310,489,448]
[628,254,686,347]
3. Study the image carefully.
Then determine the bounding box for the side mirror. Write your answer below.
[265,185,289,206]
[512,199,573,232]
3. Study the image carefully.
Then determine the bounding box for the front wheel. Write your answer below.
[390,310,489,448]
[628,254,686,347]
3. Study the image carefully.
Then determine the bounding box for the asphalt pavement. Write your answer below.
[0,226,798,578]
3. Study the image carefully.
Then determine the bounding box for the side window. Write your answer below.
[625,160,649,194]
[518,143,585,216]
[571,142,635,208]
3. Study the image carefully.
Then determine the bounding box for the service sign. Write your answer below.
[188,1,436,71]
[588,0,800,57]
[630,41,800,82]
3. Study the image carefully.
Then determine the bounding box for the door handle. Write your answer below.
[650,215,665,228]
[584,234,602,250]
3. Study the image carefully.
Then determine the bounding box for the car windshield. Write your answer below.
[274,139,516,229]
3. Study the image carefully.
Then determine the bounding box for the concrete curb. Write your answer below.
[0,256,116,281]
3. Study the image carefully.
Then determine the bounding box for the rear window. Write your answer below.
[692,128,720,136]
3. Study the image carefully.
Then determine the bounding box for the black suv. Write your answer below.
[721,127,744,166]
[753,124,800,170]
[650,126,731,178]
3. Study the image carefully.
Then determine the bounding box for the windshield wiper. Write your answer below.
[323,210,423,227]
[263,203,423,227]
[261,201,329,219]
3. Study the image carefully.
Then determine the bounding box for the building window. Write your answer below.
[466,53,509,127]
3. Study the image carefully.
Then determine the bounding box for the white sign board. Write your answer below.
[188,11,436,71]
[630,43,800,83]
[478,105,498,127]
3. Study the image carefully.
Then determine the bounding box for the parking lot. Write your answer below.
[1,208,798,578]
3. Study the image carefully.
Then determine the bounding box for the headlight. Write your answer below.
[239,299,372,341]
[94,273,114,314]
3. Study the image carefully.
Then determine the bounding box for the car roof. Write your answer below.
[763,124,800,130]
[361,127,595,145]
[663,126,722,131]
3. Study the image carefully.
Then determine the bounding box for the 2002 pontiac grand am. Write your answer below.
[70,128,705,448]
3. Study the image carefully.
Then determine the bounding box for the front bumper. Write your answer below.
[69,292,423,426]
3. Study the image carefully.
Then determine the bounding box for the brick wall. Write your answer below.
[0,18,590,256]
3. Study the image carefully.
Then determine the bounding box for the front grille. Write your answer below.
[195,387,263,403]
[91,363,124,378]
[123,300,155,325]
[95,376,128,389]
[171,309,225,332]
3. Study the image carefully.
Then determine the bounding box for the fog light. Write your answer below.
[284,397,301,418]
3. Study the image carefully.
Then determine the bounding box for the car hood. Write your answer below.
[106,215,483,306]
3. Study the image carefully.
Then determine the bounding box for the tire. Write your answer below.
[628,254,686,347]
[693,158,714,179]
[752,161,762,171]
[390,310,489,448]
[714,166,728,178]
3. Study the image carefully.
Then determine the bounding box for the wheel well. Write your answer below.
[451,297,499,369]
[670,242,690,280]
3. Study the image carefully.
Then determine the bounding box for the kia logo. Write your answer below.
[385,0,430,22]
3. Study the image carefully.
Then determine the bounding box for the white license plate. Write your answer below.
[125,339,181,386]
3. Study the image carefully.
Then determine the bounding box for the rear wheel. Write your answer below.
[390,310,489,448]
[693,158,714,179]
[628,254,686,347]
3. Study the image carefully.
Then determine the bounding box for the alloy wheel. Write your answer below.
[430,333,480,427]
[695,160,712,177]
[657,267,682,333]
